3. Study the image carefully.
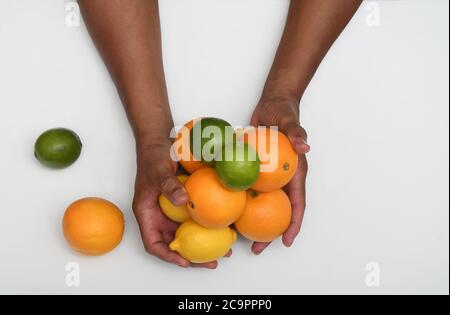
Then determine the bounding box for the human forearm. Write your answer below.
[263,0,362,102]
[251,0,361,253]
[79,1,202,267]
[78,0,172,147]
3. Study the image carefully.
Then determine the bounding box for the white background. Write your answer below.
[0,0,448,295]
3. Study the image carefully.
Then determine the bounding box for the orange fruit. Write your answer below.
[175,119,204,174]
[235,190,292,242]
[243,127,298,192]
[63,197,125,256]
[185,167,246,229]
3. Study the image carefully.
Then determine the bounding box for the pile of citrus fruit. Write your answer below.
[35,117,298,263]
[161,118,298,263]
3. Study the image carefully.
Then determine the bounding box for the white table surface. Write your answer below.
[0,0,448,295]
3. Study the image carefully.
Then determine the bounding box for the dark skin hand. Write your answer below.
[251,0,362,254]
[250,97,309,254]
[78,0,217,269]
[78,0,362,266]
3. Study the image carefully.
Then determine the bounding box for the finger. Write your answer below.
[147,240,190,268]
[135,204,190,268]
[159,174,189,206]
[191,261,219,269]
[280,122,310,155]
[283,156,308,247]
[282,205,305,247]
[225,249,233,258]
[252,242,271,255]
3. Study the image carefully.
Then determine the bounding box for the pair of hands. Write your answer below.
[132,98,310,269]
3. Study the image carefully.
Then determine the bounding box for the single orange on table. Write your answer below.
[185,167,246,229]
[235,190,292,242]
[242,127,298,192]
[63,197,125,256]
[175,119,204,174]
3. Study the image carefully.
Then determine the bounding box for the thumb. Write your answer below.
[159,173,189,207]
[280,121,310,155]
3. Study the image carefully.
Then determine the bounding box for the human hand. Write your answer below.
[132,141,229,269]
[249,96,310,254]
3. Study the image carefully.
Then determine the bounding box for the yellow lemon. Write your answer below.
[169,220,237,263]
[158,175,190,223]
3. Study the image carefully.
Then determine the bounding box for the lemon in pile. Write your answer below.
[169,220,237,263]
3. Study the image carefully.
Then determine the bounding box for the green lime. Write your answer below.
[215,142,260,191]
[34,128,82,169]
[190,117,235,167]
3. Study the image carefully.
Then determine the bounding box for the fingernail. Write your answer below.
[296,136,307,145]
[179,261,190,268]
[292,139,310,155]
[172,189,188,205]
[174,188,185,198]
